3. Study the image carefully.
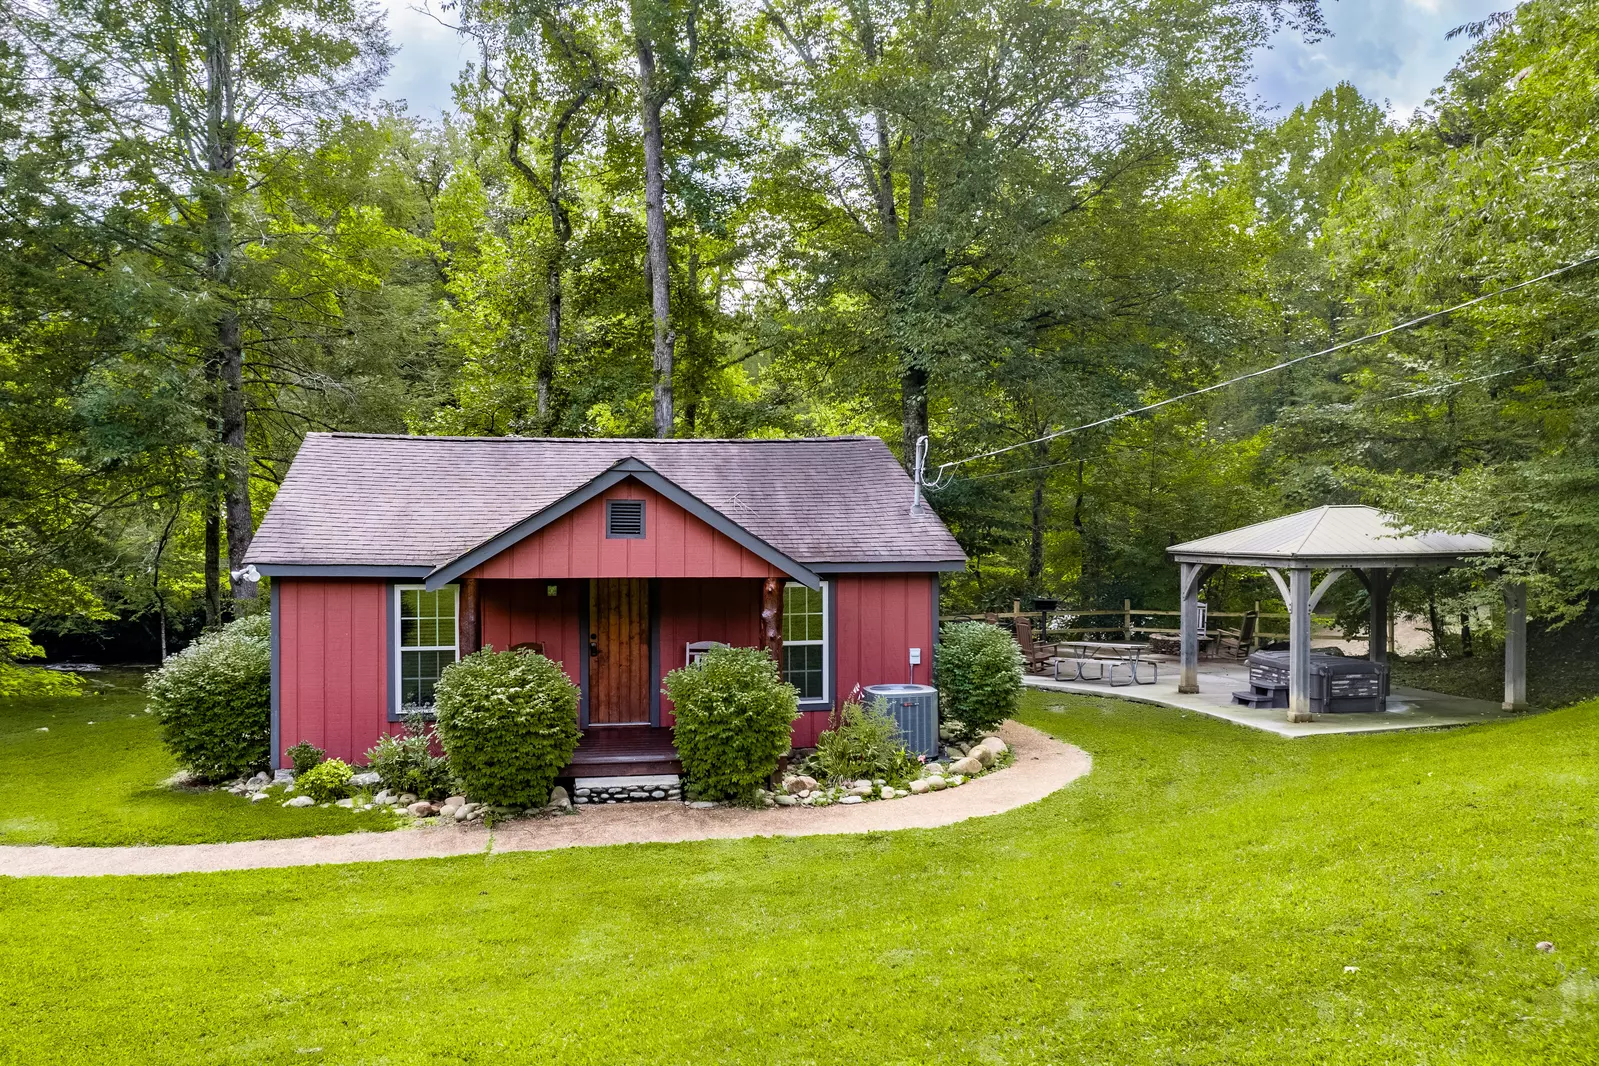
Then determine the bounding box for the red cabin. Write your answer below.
[246,433,967,776]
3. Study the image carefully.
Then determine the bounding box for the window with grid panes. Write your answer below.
[397,586,458,710]
[780,581,827,701]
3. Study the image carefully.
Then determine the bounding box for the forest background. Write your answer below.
[2,0,1595,691]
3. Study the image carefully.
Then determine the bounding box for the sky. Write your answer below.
[378,0,1511,122]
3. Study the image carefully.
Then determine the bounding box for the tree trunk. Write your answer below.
[219,313,254,600]
[1072,459,1085,533]
[1460,612,1473,658]
[1027,461,1046,591]
[1428,592,1446,658]
[204,481,222,627]
[635,29,675,438]
[204,11,255,602]
[900,362,929,468]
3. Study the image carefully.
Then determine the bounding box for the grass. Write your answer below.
[0,671,397,845]
[1390,617,1599,710]
[2,691,1596,1064]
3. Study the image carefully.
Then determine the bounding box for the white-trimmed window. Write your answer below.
[396,585,458,711]
[781,581,828,702]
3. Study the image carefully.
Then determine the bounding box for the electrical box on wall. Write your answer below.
[908,648,922,665]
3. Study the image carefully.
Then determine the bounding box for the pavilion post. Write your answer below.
[1179,562,1201,694]
[1288,567,1313,723]
[1503,580,1528,711]
[1364,568,1392,665]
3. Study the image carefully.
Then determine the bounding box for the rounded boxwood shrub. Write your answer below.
[935,621,1024,737]
[296,758,354,803]
[433,647,581,808]
[664,644,799,802]
[146,614,272,781]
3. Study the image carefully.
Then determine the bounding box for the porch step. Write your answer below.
[563,726,681,778]
[574,774,681,791]
[1232,688,1288,709]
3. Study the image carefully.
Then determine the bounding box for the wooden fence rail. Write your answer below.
[944,598,1344,645]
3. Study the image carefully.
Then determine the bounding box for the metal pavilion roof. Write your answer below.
[1167,505,1494,569]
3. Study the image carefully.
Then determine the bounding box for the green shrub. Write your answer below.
[296,758,354,803]
[812,695,921,785]
[935,621,1024,736]
[433,647,581,808]
[365,714,452,800]
[664,644,799,802]
[145,615,271,781]
[285,740,325,777]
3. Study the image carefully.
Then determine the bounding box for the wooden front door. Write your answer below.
[588,578,651,724]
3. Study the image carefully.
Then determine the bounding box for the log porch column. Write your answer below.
[761,577,783,664]
[1503,580,1528,711]
[460,576,481,656]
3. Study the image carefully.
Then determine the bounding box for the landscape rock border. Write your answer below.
[0,721,1090,878]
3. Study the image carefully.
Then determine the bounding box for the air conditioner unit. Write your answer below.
[862,683,939,757]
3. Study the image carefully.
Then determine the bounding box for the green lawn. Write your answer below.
[2,692,1595,1064]
[0,672,395,845]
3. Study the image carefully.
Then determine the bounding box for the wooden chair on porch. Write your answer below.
[1015,617,1058,674]
[1214,611,1257,660]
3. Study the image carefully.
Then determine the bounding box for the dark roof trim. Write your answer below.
[1167,551,1487,569]
[814,560,968,574]
[255,564,433,578]
[425,458,822,591]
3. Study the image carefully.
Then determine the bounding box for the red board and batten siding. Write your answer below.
[468,482,781,581]
[788,572,938,747]
[275,578,390,766]
[272,566,939,765]
[657,578,765,727]
[478,579,583,687]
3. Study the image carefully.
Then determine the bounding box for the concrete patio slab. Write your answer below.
[1025,660,1530,737]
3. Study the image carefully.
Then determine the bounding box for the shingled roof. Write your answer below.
[245,433,967,577]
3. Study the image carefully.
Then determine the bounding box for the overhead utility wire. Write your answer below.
[959,351,1585,488]
[921,253,1599,488]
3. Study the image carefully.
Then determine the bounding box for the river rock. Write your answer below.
[334,797,355,808]
[925,776,948,791]
[406,801,436,816]
[950,756,983,775]
[350,771,382,788]
[978,736,1008,756]
[909,779,930,794]
[840,795,864,804]
[969,745,995,767]
[282,795,315,808]
[775,794,798,806]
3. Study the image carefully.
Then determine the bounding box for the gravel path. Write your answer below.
[0,721,1089,878]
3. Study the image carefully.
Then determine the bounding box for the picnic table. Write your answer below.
[1053,640,1158,687]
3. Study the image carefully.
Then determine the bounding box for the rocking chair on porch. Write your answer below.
[1015,617,1058,674]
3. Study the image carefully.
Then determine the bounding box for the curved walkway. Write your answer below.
[0,721,1090,878]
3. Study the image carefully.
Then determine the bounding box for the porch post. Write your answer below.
[761,577,783,663]
[1179,562,1200,694]
[1288,567,1313,723]
[1503,580,1528,711]
[459,577,481,656]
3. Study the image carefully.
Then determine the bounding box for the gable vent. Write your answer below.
[605,499,646,538]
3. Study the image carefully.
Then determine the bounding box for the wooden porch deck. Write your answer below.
[564,726,681,778]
